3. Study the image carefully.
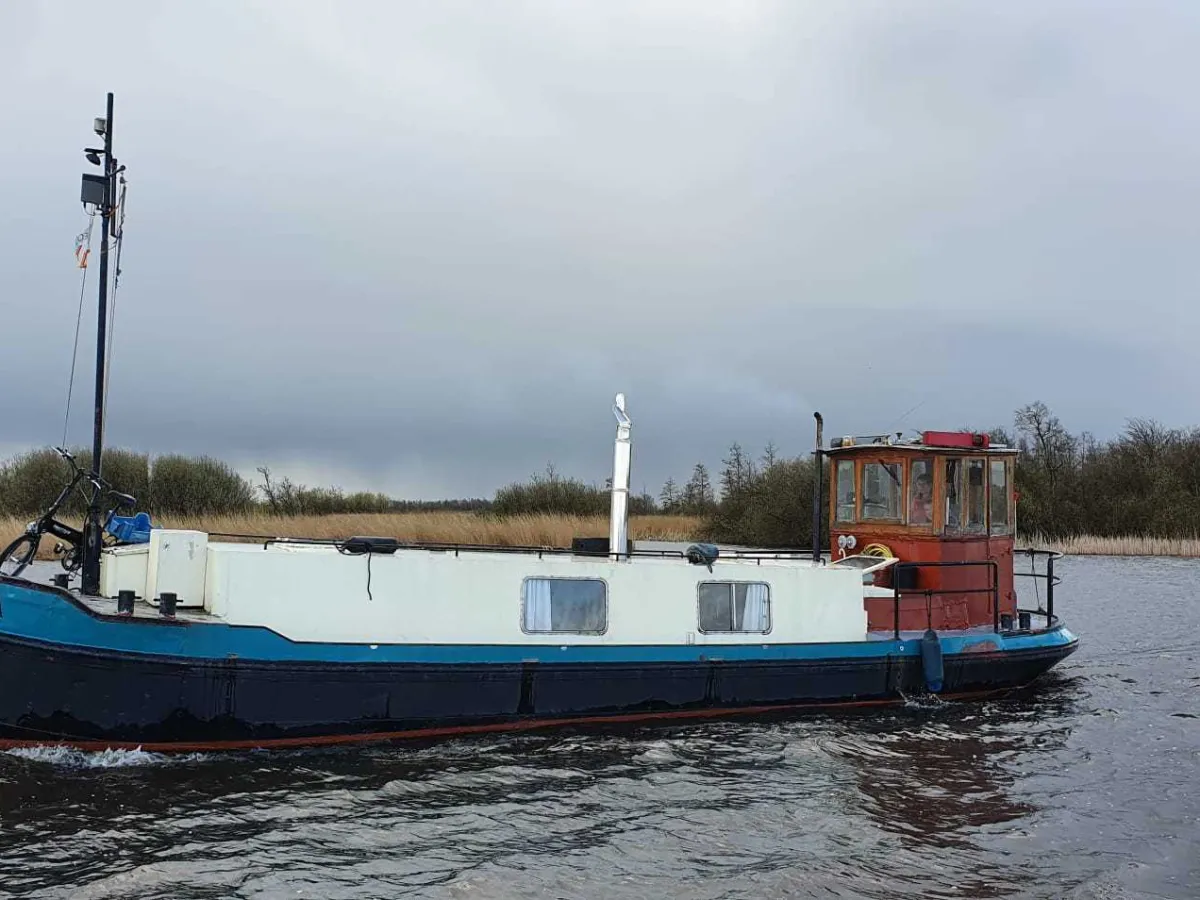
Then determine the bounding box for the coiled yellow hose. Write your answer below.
[860,542,896,559]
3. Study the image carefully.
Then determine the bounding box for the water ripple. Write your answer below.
[3,557,1200,898]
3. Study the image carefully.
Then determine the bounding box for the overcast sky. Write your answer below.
[2,1,1197,499]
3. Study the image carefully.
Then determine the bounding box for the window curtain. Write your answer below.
[525,578,553,631]
[741,584,768,631]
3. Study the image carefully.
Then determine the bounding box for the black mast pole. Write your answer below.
[81,92,114,596]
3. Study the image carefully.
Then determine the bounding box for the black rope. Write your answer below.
[1029,550,1043,612]
[336,542,375,602]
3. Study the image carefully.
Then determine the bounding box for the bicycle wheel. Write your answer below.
[0,533,39,579]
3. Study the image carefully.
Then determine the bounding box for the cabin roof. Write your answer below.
[824,430,1018,456]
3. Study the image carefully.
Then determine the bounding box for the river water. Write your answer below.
[0,556,1197,899]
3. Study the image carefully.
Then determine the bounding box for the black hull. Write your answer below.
[0,632,1077,750]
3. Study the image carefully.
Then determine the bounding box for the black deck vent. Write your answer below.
[571,536,634,556]
[340,536,401,555]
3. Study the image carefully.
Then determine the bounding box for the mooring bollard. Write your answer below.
[117,590,136,616]
[159,591,178,618]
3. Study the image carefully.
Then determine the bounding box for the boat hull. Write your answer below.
[0,632,1077,751]
[0,576,1078,750]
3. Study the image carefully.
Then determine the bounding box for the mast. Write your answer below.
[81,92,114,596]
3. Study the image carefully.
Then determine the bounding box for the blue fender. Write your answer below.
[921,628,944,693]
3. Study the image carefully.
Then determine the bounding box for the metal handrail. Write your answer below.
[890,559,1000,639]
[207,534,820,564]
[1013,547,1063,623]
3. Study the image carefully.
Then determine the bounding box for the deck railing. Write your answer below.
[1013,547,1063,627]
[889,560,1000,639]
[208,534,819,565]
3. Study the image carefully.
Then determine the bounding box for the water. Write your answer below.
[1,556,1198,899]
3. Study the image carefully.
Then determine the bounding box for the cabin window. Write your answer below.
[990,459,1010,535]
[522,577,607,634]
[698,582,771,633]
[909,458,934,525]
[861,462,903,521]
[965,459,987,532]
[944,458,963,532]
[835,460,856,522]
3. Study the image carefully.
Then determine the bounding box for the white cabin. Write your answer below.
[95,394,889,647]
[99,535,875,646]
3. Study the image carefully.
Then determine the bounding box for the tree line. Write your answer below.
[0,448,487,518]
[2,403,1197,542]
[990,402,1200,539]
[689,401,1200,545]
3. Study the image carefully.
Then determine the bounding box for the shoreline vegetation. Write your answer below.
[3,402,1200,559]
[0,513,702,561]
[2,514,1197,560]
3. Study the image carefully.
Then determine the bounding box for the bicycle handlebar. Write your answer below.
[110,491,137,510]
[53,446,135,508]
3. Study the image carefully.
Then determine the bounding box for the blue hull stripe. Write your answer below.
[0,579,1078,665]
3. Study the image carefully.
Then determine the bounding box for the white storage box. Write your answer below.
[100,544,150,599]
[145,530,208,608]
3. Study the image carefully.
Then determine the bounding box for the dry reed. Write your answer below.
[0,512,703,560]
[5,513,1200,560]
[1024,533,1200,558]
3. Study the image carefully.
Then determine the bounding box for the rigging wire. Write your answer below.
[62,214,97,448]
[883,398,928,439]
[102,175,128,446]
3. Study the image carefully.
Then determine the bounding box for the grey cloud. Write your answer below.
[2,1,1197,499]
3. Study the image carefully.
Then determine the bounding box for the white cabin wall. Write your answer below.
[204,543,868,646]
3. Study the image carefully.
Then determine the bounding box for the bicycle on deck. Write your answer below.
[0,447,137,579]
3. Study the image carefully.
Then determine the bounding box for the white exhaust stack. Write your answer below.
[609,392,632,559]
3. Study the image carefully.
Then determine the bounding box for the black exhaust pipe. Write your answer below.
[812,412,823,564]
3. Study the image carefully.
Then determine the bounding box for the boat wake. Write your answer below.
[4,745,208,768]
[899,690,949,710]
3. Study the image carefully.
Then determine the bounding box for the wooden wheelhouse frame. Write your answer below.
[829,447,1016,538]
[825,436,1020,632]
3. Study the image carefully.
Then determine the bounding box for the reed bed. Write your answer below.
[0,512,703,560]
[1025,533,1200,558]
[4,513,1199,560]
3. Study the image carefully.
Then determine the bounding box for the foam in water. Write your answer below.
[899,690,948,710]
[4,745,207,768]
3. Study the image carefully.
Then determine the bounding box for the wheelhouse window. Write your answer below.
[861,461,903,521]
[908,458,934,525]
[522,577,607,634]
[698,582,770,633]
[990,459,1011,535]
[835,460,856,523]
[965,459,987,533]
[944,458,962,533]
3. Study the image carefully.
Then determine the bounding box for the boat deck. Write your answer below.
[76,593,215,623]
